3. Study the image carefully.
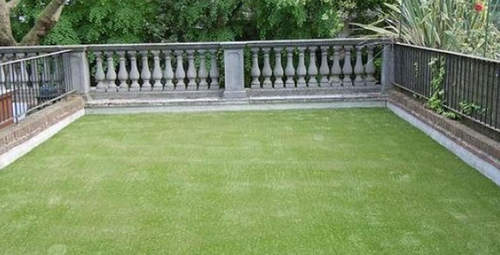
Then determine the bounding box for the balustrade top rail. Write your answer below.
[0,38,391,52]
[395,42,500,64]
[0,50,72,66]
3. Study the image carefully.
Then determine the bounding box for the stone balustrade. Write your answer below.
[247,40,378,89]
[0,38,392,100]
[87,43,221,93]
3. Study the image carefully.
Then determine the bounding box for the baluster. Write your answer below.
[342,46,353,87]
[319,46,330,86]
[105,51,117,92]
[209,49,219,90]
[261,48,272,89]
[5,64,13,94]
[28,53,40,98]
[197,50,209,90]
[174,50,186,90]
[0,55,5,91]
[273,47,284,88]
[186,50,197,90]
[140,51,151,91]
[117,51,129,92]
[152,51,163,91]
[0,68,4,92]
[6,54,18,87]
[307,46,319,87]
[365,45,376,86]
[250,48,261,89]
[3,54,14,90]
[52,55,60,92]
[128,51,140,91]
[163,50,174,90]
[41,55,50,88]
[354,46,365,86]
[6,62,14,91]
[17,53,29,89]
[296,47,307,88]
[330,46,342,86]
[28,53,39,88]
[285,47,295,88]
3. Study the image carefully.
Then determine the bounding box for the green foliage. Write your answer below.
[249,0,342,39]
[149,0,345,42]
[353,0,500,59]
[11,0,157,44]
[459,101,487,115]
[148,0,246,42]
[9,0,391,44]
[427,57,457,119]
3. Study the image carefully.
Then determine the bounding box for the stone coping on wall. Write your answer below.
[85,92,386,108]
[388,90,500,170]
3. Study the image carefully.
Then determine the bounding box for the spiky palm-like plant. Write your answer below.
[353,0,500,59]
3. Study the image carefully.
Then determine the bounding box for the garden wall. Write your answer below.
[0,95,84,169]
[388,90,500,185]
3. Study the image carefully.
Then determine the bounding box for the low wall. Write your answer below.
[388,90,500,185]
[0,96,84,169]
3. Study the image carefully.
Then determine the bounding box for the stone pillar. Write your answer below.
[94,52,106,92]
[64,48,90,94]
[381,44,395,93]
[296,47,307,88]
[163,50,174,91]
[197,50,209,90]
[261,48,272,89]
[221,42,247,99]
[117,51,129,92]
[273,47,284,88]
[128,51,140,92]
[209,49,219,90]
[250,48,261,89]
[105,51,117,92]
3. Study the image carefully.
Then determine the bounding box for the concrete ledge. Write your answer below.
[86,93,386,108]
[0,96,85,169]
[387,94,500,186]
[247,86,381,97]
[85,101,386,115]
[89,89,223,100]
[88,87,382,100]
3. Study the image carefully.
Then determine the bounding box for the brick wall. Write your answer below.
[388,90,500,169]
[0,91,13,129]
[0,95,84,155]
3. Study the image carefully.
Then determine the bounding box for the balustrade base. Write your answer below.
[88,86,381,101]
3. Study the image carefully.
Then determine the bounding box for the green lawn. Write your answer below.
[0,108,499,254]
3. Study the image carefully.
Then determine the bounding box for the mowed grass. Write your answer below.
[0,108,499,254]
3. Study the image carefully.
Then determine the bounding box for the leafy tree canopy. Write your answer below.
[8,0,390,45]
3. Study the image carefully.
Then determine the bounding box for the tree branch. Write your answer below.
[20,0,65,45]
[7,0,21,10]
[0,0,17,46]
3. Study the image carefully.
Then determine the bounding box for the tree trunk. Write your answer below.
[0,0,66,46]
[20,0,65,46]
[0,0,18,46]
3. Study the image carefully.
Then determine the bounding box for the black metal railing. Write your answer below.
[0,50,75,126]
[394,43,500,132]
